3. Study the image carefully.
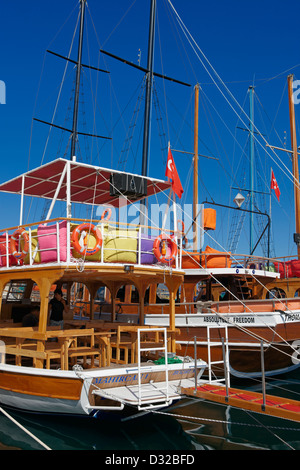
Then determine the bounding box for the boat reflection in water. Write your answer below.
[4,372,300,451]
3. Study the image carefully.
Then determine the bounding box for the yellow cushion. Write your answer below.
[102,226,138,263]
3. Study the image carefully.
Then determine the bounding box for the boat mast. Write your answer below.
[141,0,156,178]
[71,0,86,161]
[288,74,300,258]
[193,84,199,251]
[249,86,255,254]
[140,0,156,228]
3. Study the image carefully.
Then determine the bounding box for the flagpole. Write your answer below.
[162,189,172,231]
[193,83,199,252]
[269,168,272,258]
[163,142,172,231]
[164,142,184,234]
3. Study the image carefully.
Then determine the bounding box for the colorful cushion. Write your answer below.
[202,245,231,268]
[38,220,68,263]
[140,235,156,264]
[102,227,137,263]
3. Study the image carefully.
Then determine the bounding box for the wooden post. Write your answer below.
[105,281,123,322]
[164,276,182,353]
[135,280,149,326]
[85,282,99,320]
[288,74,300,259]
[0,279,7,320]
[193,83,200,251]
[33,269,64,368]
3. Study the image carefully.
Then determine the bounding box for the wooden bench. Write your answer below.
[0,327,111,370]
[45,345,103,369]
[44,328,112,370]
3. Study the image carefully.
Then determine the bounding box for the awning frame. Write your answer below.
[0,158,171,225]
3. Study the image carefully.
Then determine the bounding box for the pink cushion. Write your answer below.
[38,220,68,262]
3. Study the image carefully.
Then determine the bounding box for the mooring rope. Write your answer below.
[0,407,51,450]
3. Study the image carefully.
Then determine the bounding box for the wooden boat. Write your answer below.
[0,0,209,417]
[77,77,300,380]
[1,1,299,424]
[0,159,209,417]
[94,257,300,379]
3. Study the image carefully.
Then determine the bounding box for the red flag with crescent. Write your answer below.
[165,147,183,199]
[270,169,280,201]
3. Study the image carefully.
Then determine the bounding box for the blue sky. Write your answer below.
[0,0,300,259]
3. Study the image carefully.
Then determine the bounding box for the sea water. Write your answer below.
[1,370,300,451]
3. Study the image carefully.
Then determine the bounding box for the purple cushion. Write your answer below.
[140,236,156,264]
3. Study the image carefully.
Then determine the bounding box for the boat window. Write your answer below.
[116,286,125,303]
[3,281,27,302]
[266,288,286,299]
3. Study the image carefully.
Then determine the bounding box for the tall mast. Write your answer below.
[193,84,199,251]
[141,0,156,177]
[71,0,86,161]
[249,86,255,254]
[288,74,300,258]
[139,0,156,229]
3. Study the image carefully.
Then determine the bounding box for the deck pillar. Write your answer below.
[164,276,182,353]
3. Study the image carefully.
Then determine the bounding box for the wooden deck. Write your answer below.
[182,383,300,423]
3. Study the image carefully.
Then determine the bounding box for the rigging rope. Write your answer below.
[167,0,300,194]
[0,407,51,450]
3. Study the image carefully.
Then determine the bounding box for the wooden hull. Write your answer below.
[145,309,300,378]
[0,360,206,416]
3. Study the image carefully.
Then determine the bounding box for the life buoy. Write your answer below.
[71,223,102,256]
[10,228,29,260]
[101,208,112,221]
[153,233,177,264]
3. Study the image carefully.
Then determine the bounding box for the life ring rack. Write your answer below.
[153,233,178,264]
[71,223,102,256]
[10,228,29,260]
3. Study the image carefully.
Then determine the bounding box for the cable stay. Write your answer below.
[117,77,147,171]
[227,193,250,253]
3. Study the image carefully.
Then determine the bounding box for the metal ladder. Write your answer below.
[136,327,171,410]
[206,325,230,387]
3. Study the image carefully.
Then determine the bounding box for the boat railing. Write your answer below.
[0,217,184,271]
[145,296,300,315]
[0,216,288,274]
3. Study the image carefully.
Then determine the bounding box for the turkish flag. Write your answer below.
[165,147,184,199]
[271,169,281,201]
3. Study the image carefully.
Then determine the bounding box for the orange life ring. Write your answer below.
[153,233,178,264]
[101,208,112,221]
[10,228,29,260]
[71,223,102,256]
